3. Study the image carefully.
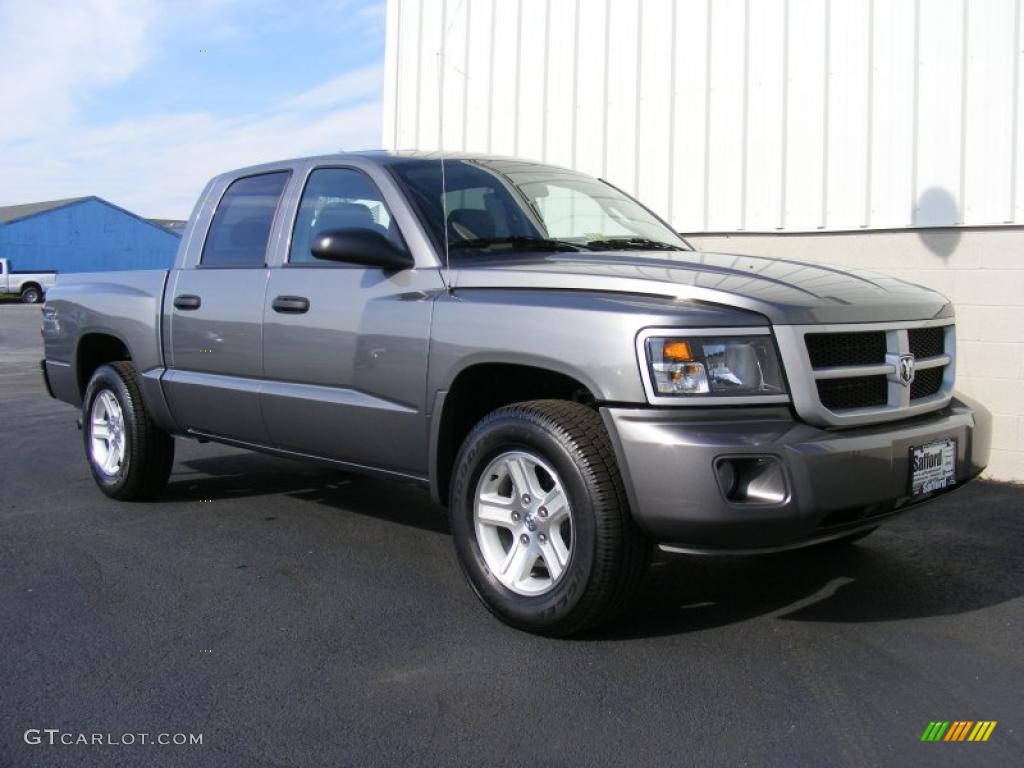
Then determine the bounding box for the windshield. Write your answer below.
[388,158,689,258]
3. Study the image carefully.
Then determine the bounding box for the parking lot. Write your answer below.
[1,301,1021,767]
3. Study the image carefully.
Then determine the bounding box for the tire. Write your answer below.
[449,399,649,636]
[82,361,174,500]
[20,285,41,304]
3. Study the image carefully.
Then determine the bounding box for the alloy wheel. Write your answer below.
[473,450,574,596]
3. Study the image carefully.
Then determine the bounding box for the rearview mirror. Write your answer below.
[310,229,414,270]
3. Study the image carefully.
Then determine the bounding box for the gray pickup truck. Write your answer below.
[41,152,991,635]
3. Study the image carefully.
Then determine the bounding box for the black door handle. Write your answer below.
[272,295,310,314]
[173,294,201,310]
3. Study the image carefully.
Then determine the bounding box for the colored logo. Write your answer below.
[921,721,997,742]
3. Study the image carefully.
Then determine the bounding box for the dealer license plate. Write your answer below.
[910,438,957,496]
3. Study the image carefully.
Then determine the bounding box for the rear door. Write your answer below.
[260,164,441,476]
[163,170,290,442]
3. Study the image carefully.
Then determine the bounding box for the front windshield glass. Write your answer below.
[388,158,689,258]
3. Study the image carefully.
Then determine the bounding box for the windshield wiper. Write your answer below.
[585,237,686,251]
[447,236,584,252]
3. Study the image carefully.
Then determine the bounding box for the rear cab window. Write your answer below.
[201,171,290,267]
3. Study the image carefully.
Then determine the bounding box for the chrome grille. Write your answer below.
[773,320,956,427]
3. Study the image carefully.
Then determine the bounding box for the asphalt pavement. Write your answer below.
[1,301,1021,767]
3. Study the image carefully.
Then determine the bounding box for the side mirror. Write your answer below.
[310,228,414,270]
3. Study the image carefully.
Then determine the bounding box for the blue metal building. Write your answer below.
[0,196,181,273]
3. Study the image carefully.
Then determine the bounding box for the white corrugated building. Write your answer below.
[383,0,1024,482]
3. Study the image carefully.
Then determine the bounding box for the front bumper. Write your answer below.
[601,393,991,552]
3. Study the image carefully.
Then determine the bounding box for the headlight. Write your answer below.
[643,334,787,397]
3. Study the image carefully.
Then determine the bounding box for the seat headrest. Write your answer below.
[315,202,377,234]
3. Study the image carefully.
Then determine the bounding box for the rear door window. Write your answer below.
[201,172,289,267]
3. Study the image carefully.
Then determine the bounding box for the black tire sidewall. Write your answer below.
[22,287,40,304]
[82,366,136,494]
[451,412,602,630]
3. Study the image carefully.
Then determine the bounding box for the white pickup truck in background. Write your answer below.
[0,258,55,303]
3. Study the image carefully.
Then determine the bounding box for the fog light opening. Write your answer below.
[716,456,787,505]
[716,460,738,498]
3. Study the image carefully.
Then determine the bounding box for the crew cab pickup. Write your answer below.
[1,258,54,303]
[41,152,992,635]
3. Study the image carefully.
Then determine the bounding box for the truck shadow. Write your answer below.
[164,451,1023,638]
[592,480,1024,640]
[163,451,448,534]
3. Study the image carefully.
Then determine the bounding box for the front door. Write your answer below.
[260,166,439,476]
[164,170,289,443]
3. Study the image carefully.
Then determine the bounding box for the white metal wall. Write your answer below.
[383,0,1024,233]
[383,0,1024,483]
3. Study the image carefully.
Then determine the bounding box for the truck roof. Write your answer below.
[215,150,579,181]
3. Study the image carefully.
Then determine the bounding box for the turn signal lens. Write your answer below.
[663,340,693,361]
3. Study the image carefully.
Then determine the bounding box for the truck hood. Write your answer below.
[448,250,953,325]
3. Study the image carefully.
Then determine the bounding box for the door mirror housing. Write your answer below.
[310,229,414,270]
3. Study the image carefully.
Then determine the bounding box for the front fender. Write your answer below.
[427,288,767,404]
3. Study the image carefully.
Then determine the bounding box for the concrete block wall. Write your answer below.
[687,228,1024,484]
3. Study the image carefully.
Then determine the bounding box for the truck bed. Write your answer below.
[42,270,170,406]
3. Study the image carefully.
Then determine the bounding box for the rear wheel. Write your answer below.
[449,399,649,636]
[20,285,41,304]
[83,362,174,500]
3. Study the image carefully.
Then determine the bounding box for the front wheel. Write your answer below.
[83,362,174,500]
[449,400,649,636]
